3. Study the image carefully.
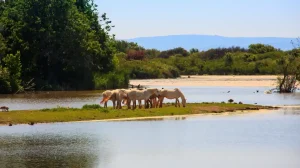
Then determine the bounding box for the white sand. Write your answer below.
[130,75,279,87]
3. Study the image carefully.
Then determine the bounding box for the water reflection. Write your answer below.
[281,107,300,115]
[0,133,110,168]
[0,109,300,168]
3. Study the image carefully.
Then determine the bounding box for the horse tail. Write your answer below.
[175,88,186,106]
[100,93,114,104]
[122,99,127,105]
[100,97,108,104]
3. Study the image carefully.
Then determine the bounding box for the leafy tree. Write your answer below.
[0,0,117,91]
[126,49,145,60]
[276,54,300,93]
[224,53,233,67]
[159,47,189,58]
[0,34,6,60]
[2,51,22,92]
[190,48,199,54]
[200,46,247,60]
[115,40,144,53]
[0,66,11,93]
[248,43,277,54]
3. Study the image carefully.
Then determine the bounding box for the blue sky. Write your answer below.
[95,0,300,39]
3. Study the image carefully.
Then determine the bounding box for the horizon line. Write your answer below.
[118,34,299,40]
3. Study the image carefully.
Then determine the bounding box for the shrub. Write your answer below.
[82,104,101,109]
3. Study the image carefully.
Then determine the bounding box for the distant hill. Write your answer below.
[125,35,296,51]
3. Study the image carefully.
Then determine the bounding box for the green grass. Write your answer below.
[0,103,277,125]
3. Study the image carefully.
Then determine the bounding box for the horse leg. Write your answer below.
[149,99,153,108]
[145,100,148,109]
[178,99,180,107]
[117,100,121,109]
[112,101,116,109]
[159,97,164,108]
[133,100,136,110]
[139,100,142,109]
[146,99,151,109]
[104,101,107,108]
[153,98,157,108]
[127,99,131,109]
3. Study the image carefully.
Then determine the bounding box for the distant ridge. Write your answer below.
[124,35,296,51]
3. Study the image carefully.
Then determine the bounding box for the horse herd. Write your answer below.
[100,88,186,110]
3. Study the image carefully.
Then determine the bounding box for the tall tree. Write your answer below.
[0,0,116,91]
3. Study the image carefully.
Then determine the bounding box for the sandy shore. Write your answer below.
[130,75,279,87]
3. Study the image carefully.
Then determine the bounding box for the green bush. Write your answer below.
[82,104,101,109]
[94,70,129,89]
[0,67,11,93]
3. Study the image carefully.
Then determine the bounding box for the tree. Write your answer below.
[158,47,189,58]
[2,51,22,92]
[190,48,199,54]
[276,39,300,93]
[126,49,145,60]
[248,43,277,54]
[224,53,233,67]
[0,0,117,91]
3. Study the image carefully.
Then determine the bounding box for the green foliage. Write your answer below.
[0,66,11,93]
[115,40,144,53]
[276,54,300,93]
[2,51,22,92]
[93,70,129,89]
[120,59,180,79]
[200,46,247,60]
[118,45,289,77]
[0,34,6,59]
[224,53,233,67]
[159,47,189,58]
[0,0,118,93]
[82,104,102,109]
[248,43,277,54]
[145,49,160,58]
[190,48,199,54]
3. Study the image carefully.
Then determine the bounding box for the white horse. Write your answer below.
[126,88,159,109]
[158,88,186,107]
[100,90,116,108]
[100,89,128,109]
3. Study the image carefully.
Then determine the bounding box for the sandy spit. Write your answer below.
[130,75,279,87]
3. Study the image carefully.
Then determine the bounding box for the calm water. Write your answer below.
[1,83,300,167]
[0,86,299,110]
[0,107,300,168]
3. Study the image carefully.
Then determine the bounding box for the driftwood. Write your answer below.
[15,78,36,94]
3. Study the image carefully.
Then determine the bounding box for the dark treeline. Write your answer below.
[0,0,128,93]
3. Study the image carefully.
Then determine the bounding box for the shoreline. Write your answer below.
[0,103,279,126]
[0,109,273,126]
[75,109,273,122]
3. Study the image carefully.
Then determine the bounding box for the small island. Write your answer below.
[0,103,278,126]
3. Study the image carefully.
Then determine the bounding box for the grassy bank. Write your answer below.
[0,103,277,125]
